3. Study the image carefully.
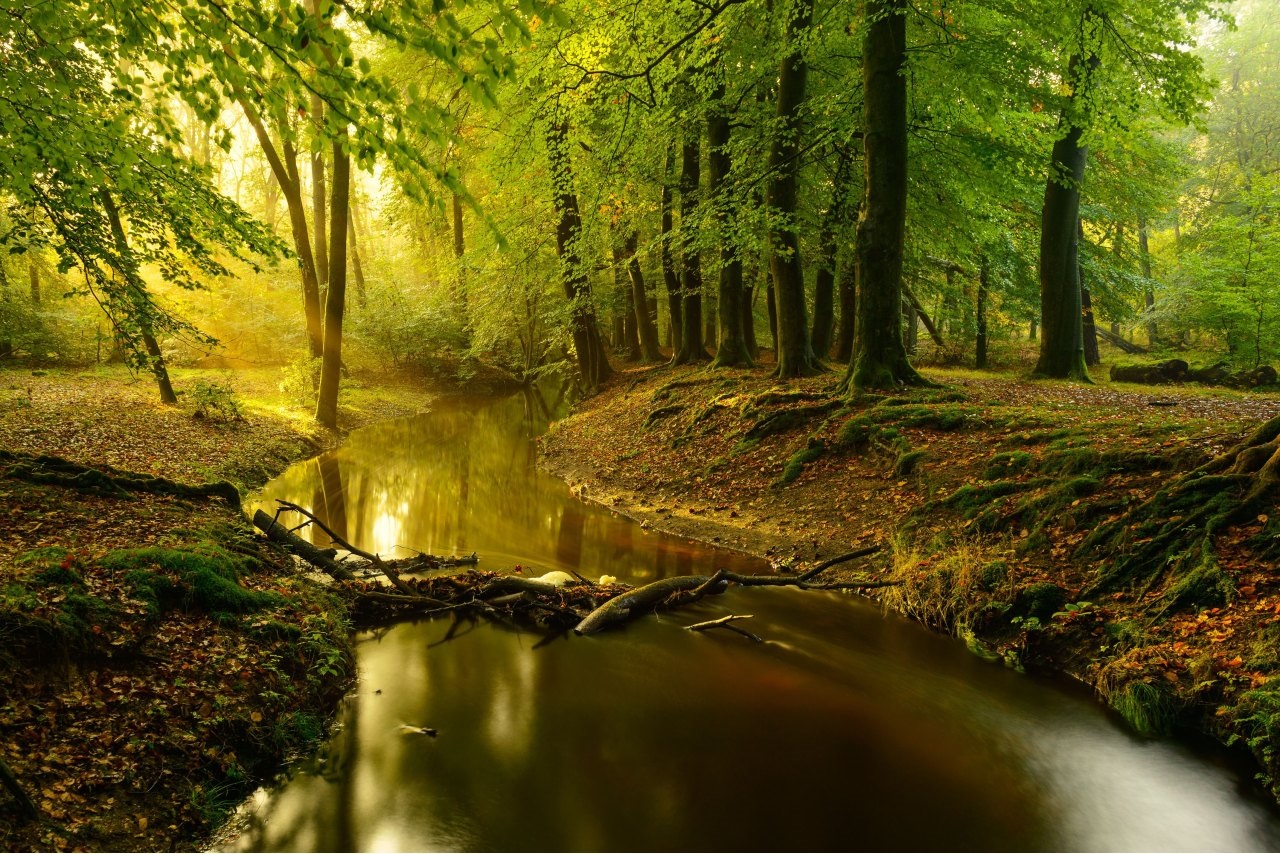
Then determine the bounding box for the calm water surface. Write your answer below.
[229,387,1280,852]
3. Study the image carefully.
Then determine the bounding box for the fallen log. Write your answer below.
[574,575,726,635]
[1109,359,1189,385]
[0,755,37,821]
[1095,326,1147,355]
[253,509,353,581]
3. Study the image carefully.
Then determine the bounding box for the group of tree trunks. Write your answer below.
[1109,359,1278,389]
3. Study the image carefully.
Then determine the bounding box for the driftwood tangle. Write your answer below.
[251,506,891,639]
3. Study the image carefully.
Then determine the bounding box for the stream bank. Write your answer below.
[538,362,1280,805]
[0,362,510,851]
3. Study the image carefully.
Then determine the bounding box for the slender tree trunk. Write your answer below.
[812,146,854,357]
[237,97,324,358]
[709,82,752,368]
[348,216,366,309]
[1033,52,1095,381]
[1029,318,1038,341]
[846,0,926,390]
[660,144,683,351]
[28,260,39,304]
[742,275,759,359]
[1081,287,1100,366]
[452,191,468,323]
[624,233,662,361]
[547,117,612,388]
[613,243,642,360]
[766,276,778,354]
[767,0,819,378]
[315,137,351,429]
[976,255,989,369]
[1138,213,1158,345]
[673,125,711,364]
[310,121,329,302]
[833,257,857,362]
[0,264,11,359]
[99,189,177,404]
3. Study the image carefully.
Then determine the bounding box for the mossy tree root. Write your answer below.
[0,450,241,507]
[1081,414,1280,607]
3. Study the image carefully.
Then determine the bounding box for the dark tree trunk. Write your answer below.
[845,0,926,390]
[310,114,329,302]
[767,0,819,378]
[1082,287,1101,367]
[673,126,711,364]
[28,261,39,304]
[742,276,759,359]
[833,250,857,362]
[902,299,917,354]
[546,118,612,389]
[1029,318,1038,341]
[709,83,752,368]
[315,137,351,429]
[976,255,990,369]
[1033,52,1095,381]
[451,191,468,325]
[766,276,778,354]
[1139,213,1158,345]
[812,146,854,357]
[99,189,177,405]
[660,144,683,351]
[623,233,662,360]
[613,243,642,361]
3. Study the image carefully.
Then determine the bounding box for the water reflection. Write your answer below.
[230,387,1280,852]
[249,386,760,582]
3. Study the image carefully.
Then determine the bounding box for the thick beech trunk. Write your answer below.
[315,138,351,429]
[1034,53,1095,381]
[767,0,819,378]
[547,118,612,389]
[846,0,926,390]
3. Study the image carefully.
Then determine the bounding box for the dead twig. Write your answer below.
[685,614,763,643]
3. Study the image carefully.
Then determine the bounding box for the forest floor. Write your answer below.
[539,357,1280,804]
[0,362,484,852]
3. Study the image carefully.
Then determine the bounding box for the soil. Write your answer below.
[539,361,1280,803]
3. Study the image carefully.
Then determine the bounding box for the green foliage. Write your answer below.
[190,379,242,422]
[1111,681,1181,738]
[776,439,825,486]
[279,357,322,408]
[1013,582,1067,624]
[984,451,1031,480]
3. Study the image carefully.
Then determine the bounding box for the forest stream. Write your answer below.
[223,387,1280,852]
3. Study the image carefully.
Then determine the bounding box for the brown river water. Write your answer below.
[226,386,1280,852]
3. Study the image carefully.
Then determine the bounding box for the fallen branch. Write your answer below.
[253,508,352,581]
[685,614,763,643]
[0,450,240,508]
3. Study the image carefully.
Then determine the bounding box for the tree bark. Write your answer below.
[1034,51,1095,382]
[660,144,683,351]
[1138,213,1158,345]
[546,117,612,389]
[976,255,989,369]
[315,136,351,429]
[348,216,366,309]
[709,82,752,368]
[624,233,662,360]
[845,0,927,390]
[613,243,642,361]
[451,190,468,323]
[99,189,177,405]
[812,146,854,357]
[672,124,711,364]
[28,261,39,304]
[767,0,819,378]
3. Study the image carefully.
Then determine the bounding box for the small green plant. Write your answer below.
[190,379,243,422]
[279,357,322,407]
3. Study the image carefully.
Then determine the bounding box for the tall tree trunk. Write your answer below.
[709,82,752,368]
[833,257,857,362]
[315,138,351,429]
[1081,287,1101,367]
[1033,52,1095,381]
[613,243,642,361]
[99,189,177,405]
[812,146,854,357]
[452,191,468,324]
[237,97,324,358]
[547,117,612,389]
[845,0,926,390]
[1138,213,1158,345]
[624,233,662,361]
[976,255,989,369]
[0,263,11,359]
[672,125,711,364]
[660,144,683,351]
[348,216,366,309]
[767,0,819,378]
[28,260,39,304]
